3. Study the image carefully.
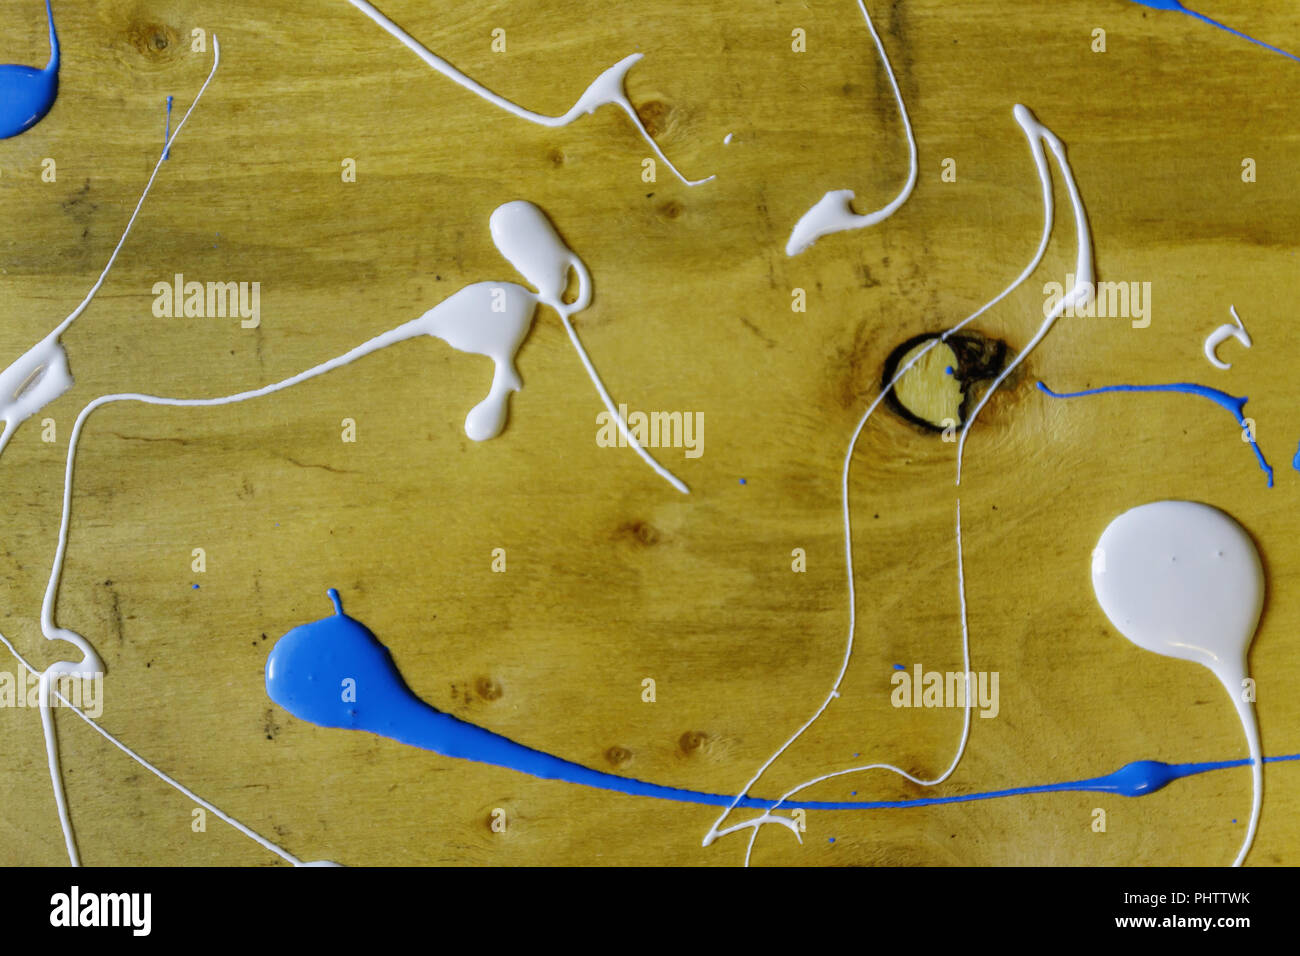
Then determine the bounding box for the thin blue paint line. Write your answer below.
[798,754,1300,812]
[163,95,173,159]
[1037,380,1274,487]
[1126,0,1300,64]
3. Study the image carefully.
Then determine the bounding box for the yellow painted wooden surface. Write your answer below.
[2,0,1298,866]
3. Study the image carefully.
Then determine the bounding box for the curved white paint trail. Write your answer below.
[704,104,1076,858]
[344,0,713,187]
[0,39,221,462]
[785,0,918,256]
[1092,500,1263,867]
[1204,305,1252,371]
[954,104,1094,486]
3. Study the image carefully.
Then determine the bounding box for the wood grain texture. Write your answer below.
[1,0,1298,866]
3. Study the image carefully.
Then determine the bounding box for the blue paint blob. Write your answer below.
[1126,0,1300,63]
[739,478,746,485]
[945,366,954,375]
[1037,381,1274,487]
[0,0,59,139]
[191,584,199,590]
[892,663,905,671]
[266,591,1299,812]
[828,837,835,843]
[1292,441,1300,473]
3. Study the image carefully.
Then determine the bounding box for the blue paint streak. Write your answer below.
[163,95,173,159]
[892,663,905,671]
[1293,441,1300,473]
[1128,0,1300,63]
[1127,0,1300,63]
[1037,381,1274,487]
[0,0,59,139]
[267,591,1300,813]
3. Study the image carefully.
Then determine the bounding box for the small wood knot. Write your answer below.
[605,746,632,767]
[547,147,565,167]
[617,520,660,546]
[636,100,672,137]
[659,200,683,220]
[475,676,503,701]
[678,730,708,755]
[127,22,180,60]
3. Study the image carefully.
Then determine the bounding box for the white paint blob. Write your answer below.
[345,0,713,186]
[1204,305,1252,371]
[1092,500,1263,867]
[785,0,917,256]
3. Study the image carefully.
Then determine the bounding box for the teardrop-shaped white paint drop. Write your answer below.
[1092,500,1263,866]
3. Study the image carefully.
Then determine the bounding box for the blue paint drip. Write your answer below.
[1127,0,1300,64]
[266,591,1300,812]
[1037,381,1274,487]
[163,95,173,159]
[0,0,59,139]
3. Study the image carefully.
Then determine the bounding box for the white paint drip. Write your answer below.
[1092,500,1263,867]
[954,104,1094,486]
[344,0,713,187]
[488,201,688,493]
[704,104,1080,859]
[0,39,222,462]
[785,0,917,257]
[1204,305,1252,371]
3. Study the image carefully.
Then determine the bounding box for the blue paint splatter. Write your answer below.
[945,366,954,376]
[1292,441,1300,473]
[1127,0,1300,63]
[0,0,59,139]
[828,837,836,843]
[191,583,199,590]
[739,478,746,485]
[892,663,905,671]
[265,591,1297,812]
[1037,381,1274,487]
[163,95,173,159]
